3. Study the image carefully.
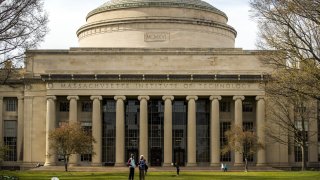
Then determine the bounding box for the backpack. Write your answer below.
[139,160,145,170]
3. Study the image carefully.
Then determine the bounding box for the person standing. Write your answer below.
[175,162,180,176]
[128,154,136,180]
[138,155,146,180]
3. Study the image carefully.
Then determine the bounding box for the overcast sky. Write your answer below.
[39,0,258,50]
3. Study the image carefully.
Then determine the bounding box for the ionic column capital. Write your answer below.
[67,95,79,101]
[162,95,174,101]
[114,96,126,101]
[256,96,265,101]
[210,96,222,101]
[138,96,150,101]
[186,96,198,101]
[46,96,56,101]
[90,96,102,101]
[17,96,24,100]
[0,96,3,101]
[233,95,245,101]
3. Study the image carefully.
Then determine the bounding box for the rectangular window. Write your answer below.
[243,122,254,162]
[242,101,253,112]
[81,101,92,112]
[220,102,231,112]
[81,122,92,162]
[4,120,17,161]
[59,101,69,112]
[6,98,17,112]
[220,122,231,162]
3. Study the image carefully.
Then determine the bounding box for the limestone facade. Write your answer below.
[0,0,319,169]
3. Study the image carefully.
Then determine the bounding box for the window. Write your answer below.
[81,122,92,162]
[102,99,116,165]
[59,101,69,112]
[6,98,17,112]
[220,102,230,112]
[220,122,231,162]
[242,101,253,112]
[82,101,92,112]
[243,122,254,162]
[4,120,17,161]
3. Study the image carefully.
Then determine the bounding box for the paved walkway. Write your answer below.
[29,165,280,172]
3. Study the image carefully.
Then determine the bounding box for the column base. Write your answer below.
[68,163,79,167]
[186,162,197,167]
[210,163,220,167]
[233,162,244,166]
[114,162,126,167]
[44,162,56,166]
[162,163,174,167]
[91,162,103,166]
[256,163,267,166]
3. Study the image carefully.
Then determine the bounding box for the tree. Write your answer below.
[49,122,96,172]
[250,0,320,170]
[266,93,317,171]
[0,142,9,163]
[222,125,264,172]
[250,0,320,100]
[0,0,48,84]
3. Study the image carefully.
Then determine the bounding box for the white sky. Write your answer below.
[39,0,258,50]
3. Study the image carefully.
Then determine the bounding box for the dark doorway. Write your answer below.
[150,147,162,166]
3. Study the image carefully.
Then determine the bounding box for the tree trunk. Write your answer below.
[64,155,69,172]
[301,145,308,171]
[244,157,248,172]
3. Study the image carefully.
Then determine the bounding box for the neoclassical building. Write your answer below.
[1,0,319,169]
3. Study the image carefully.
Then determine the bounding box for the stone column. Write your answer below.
[44,96,56,166]
[138,96,150,162]
[163,96,174,166]
[114,96,126,166]
[186,96,198,166]
[67,96,79,123]
[233,95,245,166]
[67,95,79,166]
[91,96,102,166]
[0,97,3,146]
[17,96,24,161]
[256,96,266,166]
[210,96,222,166]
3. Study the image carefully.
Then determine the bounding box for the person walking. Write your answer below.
[128,154,136,180]
[138,155,146,180]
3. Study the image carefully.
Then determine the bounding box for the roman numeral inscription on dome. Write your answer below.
[144,32,170,42]
[47,82,262,90]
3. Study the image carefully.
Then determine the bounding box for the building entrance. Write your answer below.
[150,147,162,166]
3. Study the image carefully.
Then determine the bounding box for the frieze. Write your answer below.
[47,82,262,90]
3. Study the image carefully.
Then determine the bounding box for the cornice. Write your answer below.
[87,1,227,20]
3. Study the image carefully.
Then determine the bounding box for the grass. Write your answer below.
[0,171,319,180]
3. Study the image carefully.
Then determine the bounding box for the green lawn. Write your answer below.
[1,171,319,180]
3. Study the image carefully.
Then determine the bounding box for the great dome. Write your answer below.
[77,0,237,48]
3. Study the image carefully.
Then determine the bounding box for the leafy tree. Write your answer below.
[49,122,96,172]
[0,0,48,84]
[266,93,317,171]
[0,142,9,163]
[222,125,264,172]
[250,0,320,170]
[250,0,320,100]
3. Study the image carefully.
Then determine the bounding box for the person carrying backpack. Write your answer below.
[127,154,136,180]
[138,155,146,180]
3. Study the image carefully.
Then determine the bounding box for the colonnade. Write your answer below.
[44,95,266,166]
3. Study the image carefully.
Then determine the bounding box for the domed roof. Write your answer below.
[87,0,226,19]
